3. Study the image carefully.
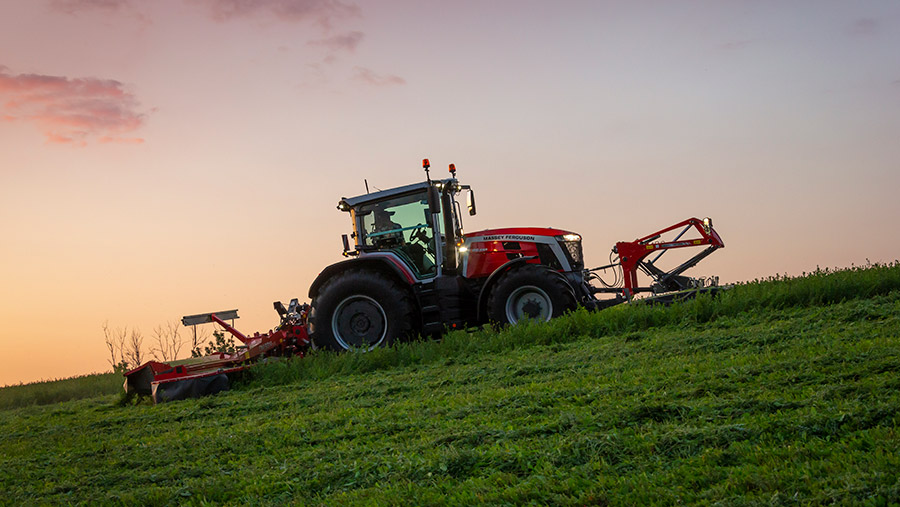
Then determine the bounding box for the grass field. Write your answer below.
[0,372,122,410]
[1,263,898,504]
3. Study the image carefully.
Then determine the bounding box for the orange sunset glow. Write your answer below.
[2,1,899,386]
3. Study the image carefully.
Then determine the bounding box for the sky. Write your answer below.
[1,0,899,386]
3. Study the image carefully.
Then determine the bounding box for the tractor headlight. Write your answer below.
[702,217,712,234]
[458,245,468,254]
[556,233,584,271]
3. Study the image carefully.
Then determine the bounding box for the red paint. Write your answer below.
[615,217,724,296]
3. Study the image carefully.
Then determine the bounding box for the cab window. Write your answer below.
[358,192,438,278]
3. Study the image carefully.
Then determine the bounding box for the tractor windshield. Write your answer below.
[358,192,439,278]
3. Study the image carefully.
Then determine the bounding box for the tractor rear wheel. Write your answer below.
[488,264,576,325]
[309,269,414,352]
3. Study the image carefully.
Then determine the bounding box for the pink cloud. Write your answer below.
[47,0,151,25]
[99,136,144,144]
[719,40,753,51]
[194,0,359,27]
[308,31,363,52]
[48,0,130,14]
[847,18,879,37]
[352,67,405,87]
[0,67,148,146]
[49,0,357,28]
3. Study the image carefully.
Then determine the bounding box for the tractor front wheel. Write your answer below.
[488,264,576,325]
[309,269,414,352]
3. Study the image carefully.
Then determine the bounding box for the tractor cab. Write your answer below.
[337,161,475,281]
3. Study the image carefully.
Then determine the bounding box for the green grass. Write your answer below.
[0,372,123,410]
[1,262,899,505]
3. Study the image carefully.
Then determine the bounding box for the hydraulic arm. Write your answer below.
[589,217,724,299]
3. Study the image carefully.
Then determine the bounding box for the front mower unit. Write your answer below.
[588,217,725,302]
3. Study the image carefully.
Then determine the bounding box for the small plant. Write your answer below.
[193,330,237,357]
[111,360,130,375]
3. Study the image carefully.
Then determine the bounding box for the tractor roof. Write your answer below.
[339,179,455,210]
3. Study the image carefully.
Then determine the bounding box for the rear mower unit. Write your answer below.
[124,300,309,403]
[125,159,724,402]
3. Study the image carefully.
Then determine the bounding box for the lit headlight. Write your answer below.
[561,233,581,242]
[458,245,468,253]
[702,217,712,234]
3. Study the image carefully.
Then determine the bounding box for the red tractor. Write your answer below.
[306,159,724,351]
[125,159,723,402]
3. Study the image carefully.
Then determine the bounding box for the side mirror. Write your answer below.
[342,234,351,256]
[428,187,441,215]
[466,189,476,216]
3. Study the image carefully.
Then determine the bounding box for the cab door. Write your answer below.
[356,191,441,280]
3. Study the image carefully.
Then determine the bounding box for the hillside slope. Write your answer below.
[1,264,899,505]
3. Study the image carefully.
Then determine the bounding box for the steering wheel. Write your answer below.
[409,225,426,244]
[409,225,434,252]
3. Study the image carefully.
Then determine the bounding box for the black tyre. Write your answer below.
[487,264,576,325]
[309,269,414,351]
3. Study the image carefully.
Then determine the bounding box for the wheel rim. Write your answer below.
[331,295,388,350]
[505,285,553,324]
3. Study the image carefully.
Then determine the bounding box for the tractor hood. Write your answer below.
[465,227,577,241]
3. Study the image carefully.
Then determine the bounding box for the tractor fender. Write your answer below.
[309,254,416,299]
[476,257,579,322]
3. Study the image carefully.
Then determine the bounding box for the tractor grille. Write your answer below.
[559,239,584,271]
